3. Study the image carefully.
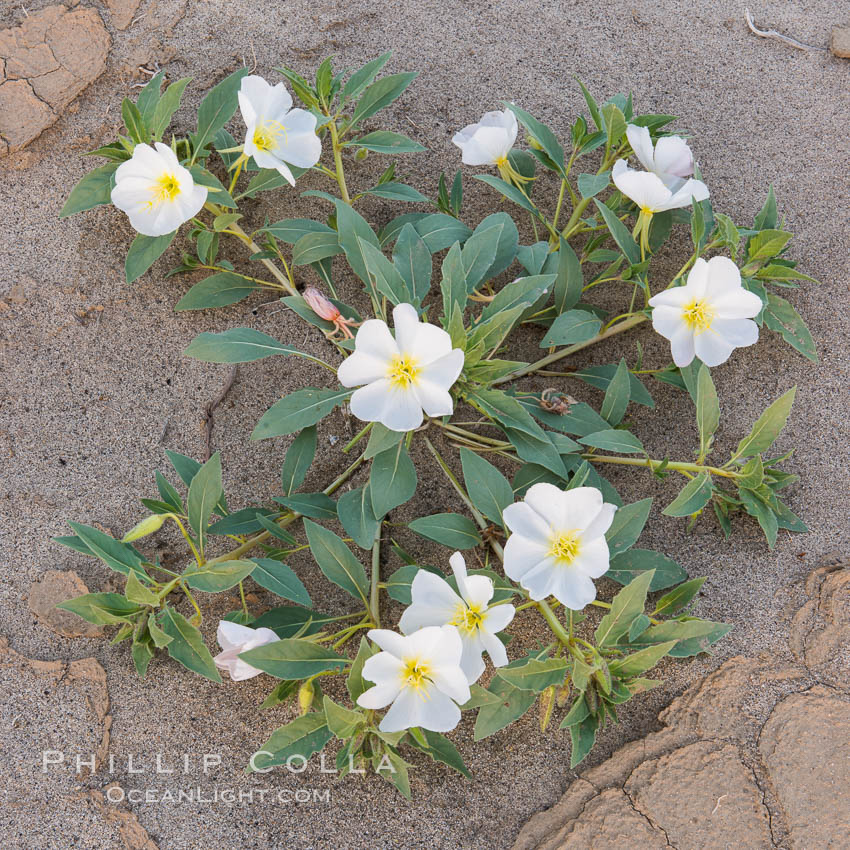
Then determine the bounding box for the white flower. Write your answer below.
[452,109,517,167]
[399,552,515,684]
[626,124,694,191]
[612,158,709,215]
[648,256,763,367]
[238,75,321,186]
[337,302,465,432]
[502,484,617,610]
[357,625,471,733]
[110,142,207,237]
[214,620,279,681]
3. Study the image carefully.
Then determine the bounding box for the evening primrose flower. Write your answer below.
[214,621,279,681]
[626,124,694,191]
[502,484,617,610]
[302,287,359,340]
[110,142,207,237]
[648,256,763,367]
[612,158,709,253]
[357,625,471,733]
[399,552,515,683]
[452,109,528,185]
[238,75,321,186]
[336,303,465,432]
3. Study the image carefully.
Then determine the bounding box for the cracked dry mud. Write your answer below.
[0,5,109,155]
[512,555,850,850]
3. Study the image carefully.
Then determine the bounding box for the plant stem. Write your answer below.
[370,523,382,628]
[423,436,488,530]
[328,121,351,204]
[343,421,373,454]
[226,219,298,297]
[536,600,571,644]
[583,454,739,479]
[493,314,647,385]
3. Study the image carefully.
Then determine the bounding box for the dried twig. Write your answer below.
[745,9,827,52]
[201,365,238,461]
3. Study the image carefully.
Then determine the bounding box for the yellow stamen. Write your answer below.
[150,173,181,206]
[387,354,421,388]
[682,298,715,333]
[402,658,431,691]
[494,155,508,168]
[549,531,581,565]
[252,120,287,153]
[450,602,485,635]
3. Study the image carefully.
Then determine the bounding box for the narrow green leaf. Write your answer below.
[408,514,482,549]
[594,199,640,264]
[605,498,652,556]
[460,448,513,526]
[578,429,645,454]
[66,522,147,578]
[57,593,144,626]
[126,232,175,284]
[541,309,601,347]
[240,638,348,679]
[249,558,311,606]
[607,549,688,591]
[160,607,221,682]
[662,473,714,517]
[303,519,369,604]
[292,231,342,266]
[151,77,191,140]
[594,569,655,647]
[370,444,417,518]
[350,72,417,127]
[347,130,425,153]
[60,163,119,218]
[281,426,317,496]
[653,577,706,616]
[186,452,222,540]
[185,328,317,364]
[184,559,254,592]
[249,714,333,772]
[695,364,720,460]
[192,68,250,158]
[734,387,796,459]
[252,388,351,440]
[763,294,817,362]
[175,272,259,310]
[609,640,677,676]
[600,358,630,426]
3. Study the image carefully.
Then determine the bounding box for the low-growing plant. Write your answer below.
[56,54,816,794]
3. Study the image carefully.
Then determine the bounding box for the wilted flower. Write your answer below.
[356,625,471,733]
[238,75,321,186]
[399,552,515,683]
[302,287,359,340]
[215,621,279,681]
[502,484,617,610]
[336,302,464,432]
[612,157,709,253]
[626,124,694,191]
[110,142,207,237]
[648,256,763,367]
[452,109,529,186]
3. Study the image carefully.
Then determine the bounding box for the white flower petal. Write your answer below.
[669,323,696,367]
[276,108,321,167]
[458,638,486,685]
[412,379,454,417]
[366,628,410,657]
[651,305,687,340]
[559,486,605,532]
[381,682,461,733]
[481,603,515,635]
[361,651,405,684]
[652,135,693,180]
[461,575,495,610]
[553,569,597,610]
[712,317,759,347]
[418,348,465,390]
[693,329,736,367]
[701,255,741,297]
[612,163,672,211]
[254,151,296,185]
[402,322,454,365]
[391,302,423,351]
[572,537,611,579]
[216,620,256,651]
[648,285,695,309]
[479,628,509,667]
[503,532,550,581]
[336,351,388,388]
[684,257,710,297]
[581,503,617,542]
[518,557,559,600]
[352,318,399,361]
[626,124,655,173]
[430,660,471,704]
[357,680,401,710]
[448,552,472,602]
[503,501,552,540]
[349,379,393,424]
[379,384,424,432]
[663,178,709,211]
[712,288,763,320]
[524,482,570,529]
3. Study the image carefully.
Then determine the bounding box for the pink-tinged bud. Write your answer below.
[303,287,340,321]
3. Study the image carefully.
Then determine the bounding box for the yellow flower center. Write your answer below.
[151,173,181,205]
[494,155,508,168]
[387,354,421,389]
[252,120,287,153]
[402,658,431,691]
[549,531,581,565]
[640,205,655,217]
[450,602,485,635]
[682,298,715,333]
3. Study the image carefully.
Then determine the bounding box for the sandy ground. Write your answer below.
[1,0,848,847]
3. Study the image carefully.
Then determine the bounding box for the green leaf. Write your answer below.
[366,181,429,203]
[594,199,640,264]
[605,498,652,556]
[517,241,550,275]
[126,232,175,284]
[600,358,630,426]
[249,714,333,772]
[184,559,255,592]
[241,167,306,198]
[460,448,513,526]
[607,549,688,591]
[249,558,311,606]
[135,70,164,123]
[292,231,342,266]
[577,171,610,199]
[541,309,602,346]
[252,605,337,638]
[414,729,471,778]
[479,274,555,321]
[690,196,705,250]
[569,713,598,768]
[147,613,173,648]
[440,241,468,316]
[332,201,382,288]
[160,607,221,682]
[121,98,148,144]
[609,641,677,677]
[323,696,365,739]
[473,676,536,740]
[628,618,732,657]
[506,103,565,176]
[474,174,538,216]
[496,657,569,692]
[408,513,482,549]
[350,72,417,128]
[734,386,796,459]
[187,452,222,540]
[57,593,145,626]
[240,638,348,679]
[192,68,250,159]
[252,388,351,440]
[207,508,276,536]
[280,426,317,496]
[653,577,706,616]
[662,473,714,517]
[347,130,425,153]
[572,364,655,408]
[747,228,792,261]
[370,443,417,518]
[359,238,412,305]
[763,294,818,362]
[343,52,392,101]
[303,519,369,605]
[65,522,147,578]
[578,429,645,454]
[754,185,777,230]
[602,102,627,148]
[60,163,119,218]
[738,488,778,548]
[594,570,655,647]
[392,223,431,306]
[277,492,337,520]
[125,571,158,606]
[695,364,720,460]
[151,77,191,140]
[254,513,297,544]
[175,272,260,310]
[385,564,443,605]
[365,423,402,460]
[413,213,472,252]
[185,328,317,364]
[462,212,519,289]
[346,636,379,702]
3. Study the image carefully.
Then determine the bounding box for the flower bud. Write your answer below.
[122,513,168,542]
[355,148,369,161]
[298,679,315,714]
[303,287,340,321]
